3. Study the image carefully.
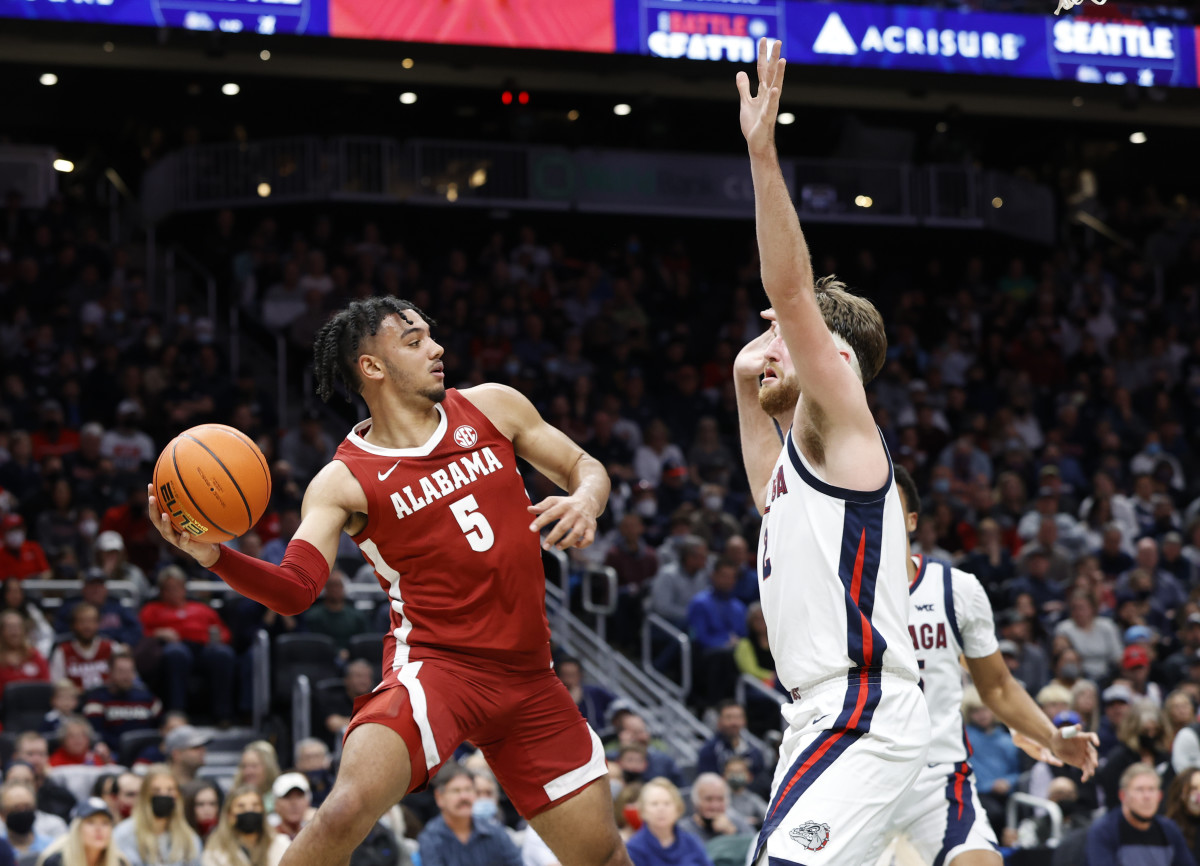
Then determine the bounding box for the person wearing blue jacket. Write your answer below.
[1086,763,1196,866]
[626,778,712,866]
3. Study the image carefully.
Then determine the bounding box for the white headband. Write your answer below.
[831,331,863,381]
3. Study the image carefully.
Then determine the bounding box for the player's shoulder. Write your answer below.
[305,459,369,512]
[459,383,537,438]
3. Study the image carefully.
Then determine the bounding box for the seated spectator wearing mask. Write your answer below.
[0,780,54,859]
[112,765,201,866]
[267,774,312,842]
[721,758,766,829]
[1,762,68,841]
[290,740,333,808]
[625,778,712,866]
[1087,763,1194,866]
[416,763,521,866]
[181,782,221,843]
[200,786,288,866]
[679,774,752,843]
[12,733,77,820]
[38,797,129,866]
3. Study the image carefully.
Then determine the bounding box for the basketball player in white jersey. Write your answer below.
[890,466,1098,866]
[735,38,930,865]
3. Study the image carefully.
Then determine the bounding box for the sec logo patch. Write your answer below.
[453,425,478,448]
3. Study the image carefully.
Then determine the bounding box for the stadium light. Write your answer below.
[53,159,74,173]
[992,197,1004,208]
[257,182,271,198]
[501,91,513,105]
[221,82,240,96]
[854,195,873,208]
[402,58,414,69]
[567,110,580,122]
[778,112,795,125]
[446,183,459,203]
[1129,131,1147,144]
[469,169,487,189]
[399,92,418,105]
[613,103,632,116]
[1072,96,1084,108]
[40,73,58,86]
[518,91,529,105]
[260,50,271,61]
[103,42,115,53]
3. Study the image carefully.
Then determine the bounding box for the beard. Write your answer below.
[385,359,446,404]
[759,374,800,418]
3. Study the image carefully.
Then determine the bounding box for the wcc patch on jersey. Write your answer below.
[790,820,831,851]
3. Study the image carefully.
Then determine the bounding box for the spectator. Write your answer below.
[1166,768,1200,864]
[268,774,311,842]
[56,572,142,650]
[963,686,1020,832]
[1163,532,1197,588]
[319,659,374,741]
[1,762,68,841]
[42,679,83,738]
[996,611,1049,693]
[199,785,288,866]
[37,796,127,866]
[1166,615,1200,688]
[278,410,334,487]
[81,651,161,751]
[687,486,740,553]
[112,765,200,866]
[678,774,752,843]
[647,537,711,629]
[0,514,50,580]
[162,726,209,789]
[232,743,280,811]
[416,764,521,866]
[958,518,1015,598]
[686,561,745,704]
[555,657,615,734]
[733,603,774,688]
[607,711,683,787]
[1099,702,1172,811]
[181,781,221,843]
[1086,763,1195,866]
[49,716,110,767]
[99,403,154,475]
[138,567,234,724]
[1,578,55,657]
[1007,548,1065,619]
[1054,591,1123,682]
[291,740,333,809]
[720,757,765,829]
[625,778,712,866]
[1119,538,1187,622]
[50,603,122,691]
[0,780,53,859]
[633,421,686,488]
[603,513,658,648]
[1125,645,1165,706]
[92,532,151,603]
[112,774,141,823]
[302,571,365,659]
[0,609,50,693]
[12,733,76,820]
[696,701,764,784]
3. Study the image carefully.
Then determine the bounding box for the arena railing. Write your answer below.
[142,137,1054,243]
[1006,792,1064,849]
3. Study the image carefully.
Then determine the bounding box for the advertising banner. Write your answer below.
[0,0,326,35]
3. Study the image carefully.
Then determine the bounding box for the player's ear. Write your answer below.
[906,511,919,534]
[358,352,384,384]
[837,349,852,365]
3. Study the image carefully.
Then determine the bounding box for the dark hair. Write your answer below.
[893,465,921,517]
[312,297,436,403]
[716,698,742,714]
[813,275,887,384]
[182,779,224,837]
[431,761,473,792]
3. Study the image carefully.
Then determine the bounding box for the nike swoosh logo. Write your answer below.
[812,714,831,726]
[377,460,401,481]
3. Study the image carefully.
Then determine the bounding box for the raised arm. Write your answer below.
[462,383,610,552]
[737,39,876,442]
[733,314,784,514]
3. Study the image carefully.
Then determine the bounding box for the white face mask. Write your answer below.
[704,495,723,512]
[5,530,25,549]
[78,520,99,538]
[636,500,658,519]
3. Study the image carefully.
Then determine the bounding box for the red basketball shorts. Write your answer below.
[345,656,607,818]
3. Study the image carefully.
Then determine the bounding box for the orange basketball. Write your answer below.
[152,424,272,544]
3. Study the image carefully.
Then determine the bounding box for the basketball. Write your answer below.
[152,424,272,545]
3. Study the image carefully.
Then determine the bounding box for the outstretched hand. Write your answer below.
[736,37,786,156]
[146,482,220,568]
[528,495,597,551]
[1050,726,1101,782]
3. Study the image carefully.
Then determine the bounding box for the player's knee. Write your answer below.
[598,839,633,866]
[317,788,374,842]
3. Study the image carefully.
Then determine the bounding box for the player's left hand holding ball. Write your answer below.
[528,495,597,551]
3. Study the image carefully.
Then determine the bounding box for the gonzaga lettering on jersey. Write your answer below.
[758,435,919,693]
[334,389,552,678]
[908,555,1000,765]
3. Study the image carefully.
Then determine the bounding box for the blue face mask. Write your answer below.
[471,799,498,823]
[932,478,951,494]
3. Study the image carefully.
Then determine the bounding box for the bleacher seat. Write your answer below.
[117,729,162,767]
[347,633,385,670]
[3,682,54,734]
[272,633,340,707]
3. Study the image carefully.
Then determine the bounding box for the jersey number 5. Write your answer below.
[450,495,495,552]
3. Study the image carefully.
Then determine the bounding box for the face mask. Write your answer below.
[197,817,219,836]
[234,812,264,834]
[79,520,99,538]
[622,770,643,784]
[118,802,134,819]
[931,479,951,494]
[704,496,723,512]
[471,799,498,823]
[151,795,177,818]
[635,500,657,520]
[1145,442,1162,456]
[5,530,24,548]
[610,780,624,799]
[5,810,35,835]
[727,773,749,791]
[1138,733,1158,752]
[1059,664,1081,680]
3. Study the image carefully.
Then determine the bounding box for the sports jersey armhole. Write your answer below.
[450,389,510,446]
[333,457,380,543]
[785,429,893,504]
[941,562,964,650]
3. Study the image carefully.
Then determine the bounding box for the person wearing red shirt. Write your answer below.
[30,400,81,462]
[0,609,51,697]
[139,566,234,723]
[0,514,51,580]
[48,714,111,766]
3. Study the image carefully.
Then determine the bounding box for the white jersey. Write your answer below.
[907,555,999,766]
[757,432,918,693]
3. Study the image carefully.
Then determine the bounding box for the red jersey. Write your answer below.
[49,638,118,690]
[0,541,49,579]
[335,389,551,677]
[139,601,232,644]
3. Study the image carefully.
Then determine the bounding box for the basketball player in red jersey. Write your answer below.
[147,296,631,866]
